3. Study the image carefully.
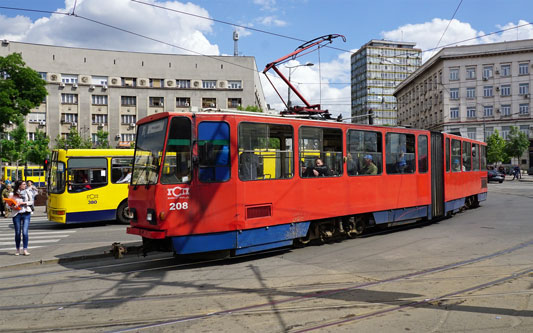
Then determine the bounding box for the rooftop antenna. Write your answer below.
[233,29,239,56]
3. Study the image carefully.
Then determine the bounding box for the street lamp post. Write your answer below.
[286,62,314,109]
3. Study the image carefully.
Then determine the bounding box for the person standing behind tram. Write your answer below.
[11,181,33,256]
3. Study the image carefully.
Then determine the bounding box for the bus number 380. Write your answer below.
[169,202,189,210]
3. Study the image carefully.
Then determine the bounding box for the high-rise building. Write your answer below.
[0,41,267,148]
[394,39,533,169]
[351,40,421,125]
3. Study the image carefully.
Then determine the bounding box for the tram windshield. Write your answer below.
[132,118,168,185]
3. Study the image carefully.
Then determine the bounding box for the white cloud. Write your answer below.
[382,18,533,62]
[0,0,220,55]
[253,0,277,12]
[259,16,287,27]
[0,14,32,40]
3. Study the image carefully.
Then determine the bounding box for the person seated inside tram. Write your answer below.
[346,153,358,176]
[360,154,378,175]
[303,157,330,177]
[452,158,461,172]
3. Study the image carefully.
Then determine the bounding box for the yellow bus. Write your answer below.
[47,149,134,224]
[2,166,47,187]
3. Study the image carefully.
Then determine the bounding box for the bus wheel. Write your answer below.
[116,201,130,224]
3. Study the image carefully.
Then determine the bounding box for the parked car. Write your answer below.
[488,169,505,183]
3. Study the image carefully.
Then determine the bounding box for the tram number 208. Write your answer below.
[169,202,189,211]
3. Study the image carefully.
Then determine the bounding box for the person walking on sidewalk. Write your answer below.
[512,165,521,180]
[11,181,33,256]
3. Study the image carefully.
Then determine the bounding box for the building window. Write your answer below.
[121,133,135,142]
[501,64,511,77]
[467,107,476,118]
[92,114,108,124]
[27,112,46,123]
[450,88,459,99]
[466,87,476,99]
[202,98,216,108]
[176,97,190,107]
[91,95,108,105]
[449,68,459,81]
[450,107,459,119]
[483,105,493,117]
[483,65,493,79]
[501,104,511,116]
[501,126,510,140]
[519,103,529,115]
[519,63,529,75]
[483,86,493,97]
[202,80,216,89]
[122,77,137,87]
[467,128,477,140]
[500,84,511,96]
[61,74,78,84]
[466,67,476,79]
[91,76,108,86]
[149,78,163,88]
[61,113,78,123]
[28,132,36,141]
[176,79,191,88]
[121,115,136,124]
[227,98,242,108]
[121,96,136,106]
[61,93,78,104]
[149,97,164,107]
[228,80,242,89]
[38,72,47,80]
[519,83,529,95]
[91,133,99,144]
[520,125,530,137]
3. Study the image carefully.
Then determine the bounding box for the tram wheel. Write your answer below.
[116,200,130,224]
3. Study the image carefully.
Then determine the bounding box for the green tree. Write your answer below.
[0,53,47,131]
[94,130,110,148]
[486,130,506,164]
[504,126,530,163]
[0,122,28,180]
[54,127,92,149]
[237,105,262,113]
[26,129,50,165]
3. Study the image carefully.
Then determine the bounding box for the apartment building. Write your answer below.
[394,39,533,168]
[351,40,422,125]
[0,40,267,147]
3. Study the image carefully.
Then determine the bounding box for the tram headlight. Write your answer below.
[146,209,157,225]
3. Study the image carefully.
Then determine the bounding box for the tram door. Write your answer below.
[430,132,444,218]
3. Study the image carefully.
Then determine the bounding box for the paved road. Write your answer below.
[0,180,532,332]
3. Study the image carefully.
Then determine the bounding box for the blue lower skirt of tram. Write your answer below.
[171,221,311,255]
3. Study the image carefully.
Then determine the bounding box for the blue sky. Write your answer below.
[1,0,533,118]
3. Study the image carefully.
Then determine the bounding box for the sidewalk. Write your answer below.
[0,206,144,269]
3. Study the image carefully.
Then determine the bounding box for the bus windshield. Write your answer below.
[132,118,169,185]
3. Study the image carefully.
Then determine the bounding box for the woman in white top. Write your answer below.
[11,181,34,256]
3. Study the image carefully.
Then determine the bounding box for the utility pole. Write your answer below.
[285,62,314,109]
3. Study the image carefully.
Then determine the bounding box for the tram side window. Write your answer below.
[418,135,428,173]
[238,122,293,181]
[346,130,382,176]
[111,158,133,183]
[67,158,107,192]
[299,126,343,177]
[480,146,487,170]
[463,141,472,171]
[161,117,192,184]
[386,133,416,174]
[446,138,451,172]
[198,121,230,182]
[472,144,480,171]
[451,139,462,172]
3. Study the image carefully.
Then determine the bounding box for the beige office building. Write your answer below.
[0,40,267,147]
[395,39,533,169]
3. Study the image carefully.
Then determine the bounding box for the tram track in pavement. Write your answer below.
[2,237,532,332]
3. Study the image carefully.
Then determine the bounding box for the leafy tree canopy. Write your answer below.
[26,129,50,165]
[54,127,92,149]
[237,105,262,113]
[504,126,530,161]
[0,53,47,131]
[94,129,110,148]
[486,130,507,165]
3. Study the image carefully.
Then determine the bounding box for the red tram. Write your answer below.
[126,111,487,256]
